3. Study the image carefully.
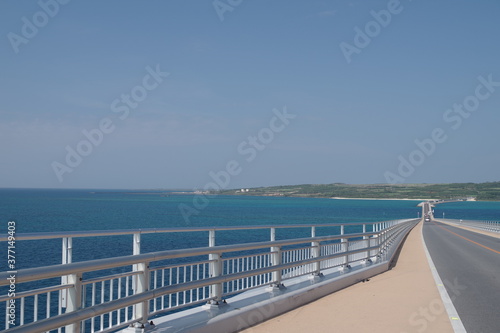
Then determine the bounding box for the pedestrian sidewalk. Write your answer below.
[241,221,454,333]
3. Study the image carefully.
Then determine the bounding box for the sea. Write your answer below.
[1,188,499,327]
[1,188,500,272]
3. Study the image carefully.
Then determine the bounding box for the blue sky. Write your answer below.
[1,0,499,189]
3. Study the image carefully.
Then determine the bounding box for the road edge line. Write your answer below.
[421,223,467,333]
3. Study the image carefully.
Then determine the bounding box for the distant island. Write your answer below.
[217,182,500,201]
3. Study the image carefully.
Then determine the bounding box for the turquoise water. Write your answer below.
[1,189,499,327]
[1,189,419,232]
[1,189,499,272]
[0,189,422,269]
[433,201,500,220]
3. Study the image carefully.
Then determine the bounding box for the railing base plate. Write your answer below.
[123,321,155,332]
[339,265,352,273]
[266,283,286,292]
[361,259,373,266]
[308,273,324,282]
[202,300,228,310]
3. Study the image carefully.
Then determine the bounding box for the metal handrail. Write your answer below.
[82,271,142,286]
[0,230,383,286]
[150,259,215,272]
[0,284,73,302]
[435,218,500,232]
[0,221,395,242]
[0,242,390,333]
[0,218,419,333]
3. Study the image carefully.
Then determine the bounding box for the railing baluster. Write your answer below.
[46,292,51,319]
[182,266,187,304]
[176,268,180,306]
[153,270,158,312]
[190,266,193,303]
[169,268,173,308]
[161,269,165,309]
[118,277,122,324]
[100,281,105,331]
[5,301,8,330]
[196,265,200,301]
[231,259,235,292]
[20,297,25,326]
[34,294,38,323]
[109,279,114,327]
[91,283,96,332]
[125,275,130,296]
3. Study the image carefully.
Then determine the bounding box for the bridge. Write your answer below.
[0,203,498,332]
[422,203,500,333]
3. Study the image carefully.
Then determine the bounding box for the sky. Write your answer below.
[1,0,499,190]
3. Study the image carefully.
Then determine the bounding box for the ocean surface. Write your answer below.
[2,189,404,270]
[1,189,499,272]
[1,189,499,327]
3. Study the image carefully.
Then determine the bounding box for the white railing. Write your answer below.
[0,219,418,333]
[437,218,500,233]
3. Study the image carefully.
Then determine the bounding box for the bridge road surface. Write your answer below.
[423,219,500,333]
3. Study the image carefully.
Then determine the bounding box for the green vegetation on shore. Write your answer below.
[218,182,500,201]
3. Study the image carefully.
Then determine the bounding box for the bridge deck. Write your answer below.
[423,220,500,332]
[437,220,500,239]
[242,221,455,333]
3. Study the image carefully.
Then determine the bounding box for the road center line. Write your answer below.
[431,220,500,254]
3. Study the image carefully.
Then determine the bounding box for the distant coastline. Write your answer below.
[79,182,500,202]
[217,182,500,201]
[330,197,431,201]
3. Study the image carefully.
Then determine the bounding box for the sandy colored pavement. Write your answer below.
[241,222,454,333]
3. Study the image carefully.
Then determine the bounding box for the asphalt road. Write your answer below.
[423,220,500,333]
[423,202,431,216]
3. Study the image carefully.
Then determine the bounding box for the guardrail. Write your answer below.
[0,219,419,333]
[436,218,500,233]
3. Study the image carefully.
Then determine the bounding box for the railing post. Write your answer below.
[60,237,73,309]
[309,226,321,278]
[380,223,387,259]
[65,272,82,333]
[362,224,371,266]
[340,225,350,272]
[133,233,141,256]
[310,240,321,276]
[208,229,223,304]
[134,262,150,324]
[311,226,323,278]
[371,223,381,263]
[132,233,140,292]
[131,233,150,324]
[269,228,284,289]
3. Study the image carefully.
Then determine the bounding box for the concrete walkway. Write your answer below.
[241,221,454,333]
